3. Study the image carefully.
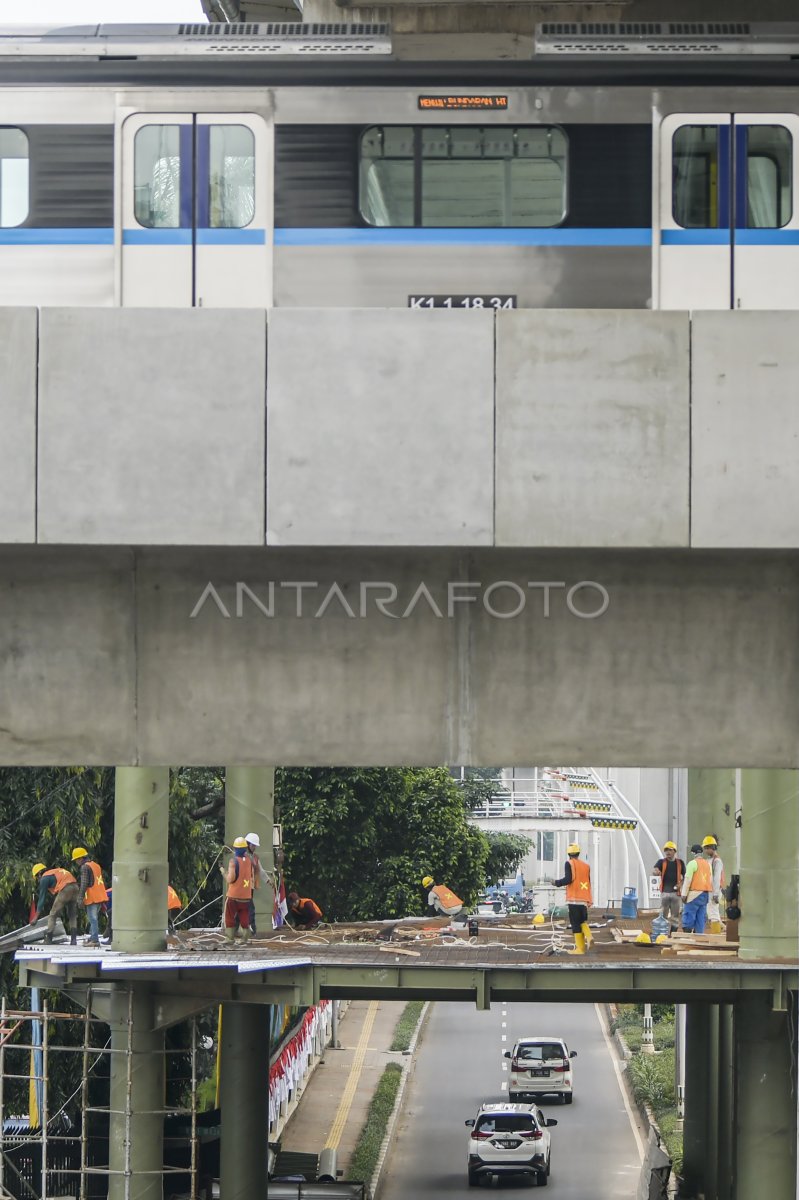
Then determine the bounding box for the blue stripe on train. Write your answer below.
[662,229,799,245]
[0,228,115,245]
[274,227,653,246]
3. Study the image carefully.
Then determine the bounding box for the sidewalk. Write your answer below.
[280,1000,406,1176]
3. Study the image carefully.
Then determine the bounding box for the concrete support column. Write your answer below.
[734,992,796,1200]
[716,1004,734,1200]
[112,767,170,953]
[109,985,164,1200]
[686,768,736,863]
[219,1004,270,1200]
[680,1003,711,1198]
[224,767,275,928]
[738,770,799,959]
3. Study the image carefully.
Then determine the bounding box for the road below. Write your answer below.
[381,1000,642,1197]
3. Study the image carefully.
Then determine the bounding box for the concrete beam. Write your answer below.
[3,546,799,766]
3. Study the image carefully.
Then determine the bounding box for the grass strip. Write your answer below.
[348,1062,403,1185]
[389,1000,425,1052]
[614,1004,683,1178]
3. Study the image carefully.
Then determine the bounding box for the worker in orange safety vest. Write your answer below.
[72,847,109,947]
[554,844,593,955]
[681,844,713,933]
[222,837,254,944]
[32,863,79,946]
[422,876,463,917]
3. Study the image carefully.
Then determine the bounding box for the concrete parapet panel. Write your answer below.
[37,309,266,545]
[266,309,494,545]
[692,312,799,548]
[495,311,690,547]
[0,548,136,763]
[0,309,37,543]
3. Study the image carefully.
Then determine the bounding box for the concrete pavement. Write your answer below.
[279,999,410,1178]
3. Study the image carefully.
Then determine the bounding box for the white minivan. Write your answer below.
[504,1037,577,1104]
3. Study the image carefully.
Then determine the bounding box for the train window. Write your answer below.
[134,125,181,228]
[359,126,414,226]
[208,125,255,228]
[673,125,719,228]
[0,128,29,227]
[746,126,791,228]
[359,126,567,227]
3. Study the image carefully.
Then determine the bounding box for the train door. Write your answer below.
[119,111,271,307]
[655,112,799,309]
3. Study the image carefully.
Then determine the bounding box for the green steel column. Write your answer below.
[717,1004,734,1200]
[218,1004,270,1200]
[680,1003,711,1198]
[225,767,275,927]
[686,769,736,861]
[705,1005,720,1200]
[220,769,275,1200]
[112,767,170,953]
[109,767,170,1200]
[109,985,164,1200]
[738,770,799,959]
[734,992,796,1200]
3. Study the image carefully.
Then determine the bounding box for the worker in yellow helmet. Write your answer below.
[32,862,79,946]
[422,875,463,917]
[702,836,726,934]
[652,841,686,934]
[220,837,254,944]
[554,844,593,954]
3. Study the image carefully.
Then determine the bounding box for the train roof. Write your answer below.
[2,21,799,86]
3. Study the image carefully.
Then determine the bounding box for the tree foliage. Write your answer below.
[484,831,532,886]
[276,767,491,920]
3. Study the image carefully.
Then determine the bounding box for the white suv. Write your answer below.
[465,1102,557,1187]
[504,1037,577,1104]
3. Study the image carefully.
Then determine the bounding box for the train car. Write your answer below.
[1,21,799,311]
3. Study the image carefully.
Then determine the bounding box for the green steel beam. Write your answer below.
[109,985,164,1200]
[687,769,737,864]
[681,1003,711,1198]
[717,1003,734,1200]
[224,767,275,929]
[706,1004,720,1200]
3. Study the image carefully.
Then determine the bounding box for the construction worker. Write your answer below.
[167,885,182,933]
[245,832,266,934]
[680,844,712,933]
[554,844,593,954]
[32,863,79,946]
[221,837,254,944]
[286,892,323,929]
[703,835,726,934]
[422,876,463,917]
[71,848,109,947]
[653,841,685,933]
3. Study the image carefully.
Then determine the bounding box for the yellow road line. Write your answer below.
[324,1000,379,1149]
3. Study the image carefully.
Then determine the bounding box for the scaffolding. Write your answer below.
[0,991,203,1200]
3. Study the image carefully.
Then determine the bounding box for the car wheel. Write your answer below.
[537,1169,548,1187]
[563,1092,573,1105]
[546,1153,552,1178]
[467,1170,480,1187]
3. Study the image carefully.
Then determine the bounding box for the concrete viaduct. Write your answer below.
[1,305,798,1200]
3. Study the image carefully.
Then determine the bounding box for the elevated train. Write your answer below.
[2,21,799,311]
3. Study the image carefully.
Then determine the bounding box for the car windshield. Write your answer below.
[475,1115,536,1134]
[517,1043,564,1061]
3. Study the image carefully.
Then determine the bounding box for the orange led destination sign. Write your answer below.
[418,95,509,110]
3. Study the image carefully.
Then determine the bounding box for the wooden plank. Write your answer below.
[379,945,421,958]
[675,950,737,958]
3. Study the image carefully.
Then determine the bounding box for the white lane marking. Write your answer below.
[594,1003,646,1162]
[501,1034,507,1042]
[501,1063,508,1071]
[501,1081,508,1091]
[502,1021,507,1028]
